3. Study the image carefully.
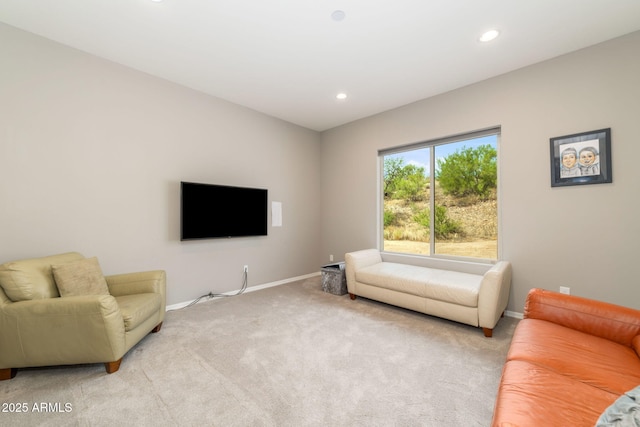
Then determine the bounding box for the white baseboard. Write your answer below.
[504,310,524,319]
[166,271,321,311]
[168,274,526,320]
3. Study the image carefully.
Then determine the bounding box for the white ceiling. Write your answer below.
[2,1,640,131]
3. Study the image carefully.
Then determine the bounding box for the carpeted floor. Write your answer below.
[1,276,517,426]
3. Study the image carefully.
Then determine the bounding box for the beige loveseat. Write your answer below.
[345,249,512,336]
[0,252,166,380]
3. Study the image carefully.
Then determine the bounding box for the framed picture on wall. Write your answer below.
[550,128,612,187]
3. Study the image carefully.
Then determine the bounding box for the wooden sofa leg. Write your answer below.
[151,322,163,333]
[0,368,17,381]
[105,358,122,374]
[482,327,493,338]
[349,293,356,300]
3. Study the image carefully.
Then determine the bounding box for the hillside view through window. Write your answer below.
[381,131,499,260]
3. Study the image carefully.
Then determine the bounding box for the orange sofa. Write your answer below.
[492,288,640,426]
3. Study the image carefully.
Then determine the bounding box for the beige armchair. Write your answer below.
[0,252,166,380]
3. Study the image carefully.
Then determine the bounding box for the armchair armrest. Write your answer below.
[106,270,166,319]
[478,261,512,330]
[524,288,640,347]
[0,295,126,368]
[106,270,165,296]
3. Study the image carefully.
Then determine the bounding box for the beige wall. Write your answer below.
[3,21,639,313]
[0,23,322,306]
[320,31,640,312]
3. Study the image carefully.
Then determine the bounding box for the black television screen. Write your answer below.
[180,181,268,240]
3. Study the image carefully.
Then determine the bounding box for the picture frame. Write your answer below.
[550,128,612,187]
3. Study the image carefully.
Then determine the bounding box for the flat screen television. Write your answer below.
[180,181,268,240]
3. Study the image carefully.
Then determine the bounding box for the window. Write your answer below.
[380,128,500,261]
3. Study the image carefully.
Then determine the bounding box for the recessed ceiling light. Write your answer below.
[479,29,500,42]
[336,93,348,100]
[331,10,346,22]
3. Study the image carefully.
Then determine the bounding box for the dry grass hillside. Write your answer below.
[384,184,497,259]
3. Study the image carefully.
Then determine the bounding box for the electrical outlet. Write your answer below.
[559,286,570,295]
[243,265,248,273]
[329,254,334,262]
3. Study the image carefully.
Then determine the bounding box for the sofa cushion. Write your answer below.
[524,288,640,347]
[493,360,618,427]
[0,252,84,301]
[52,257,110,297]
[507,318,640,395]
[355,262,481,307]
[115,293,161,331]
